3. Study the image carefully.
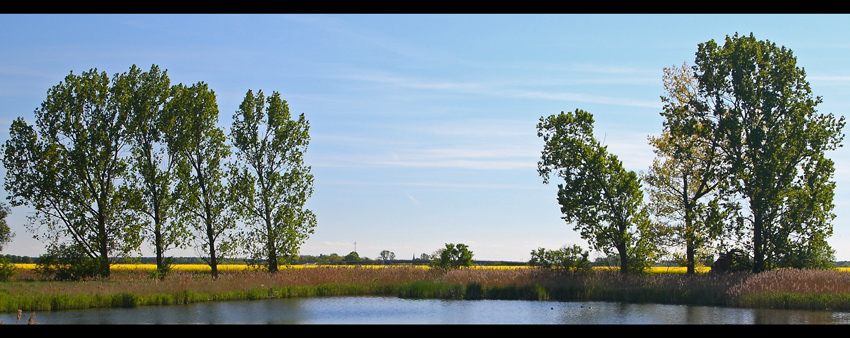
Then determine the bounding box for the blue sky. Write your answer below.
[2,14,850,262]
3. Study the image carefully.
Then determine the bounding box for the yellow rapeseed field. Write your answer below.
[10,263,850,273]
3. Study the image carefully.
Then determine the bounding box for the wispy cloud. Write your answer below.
[330,68,660,108]
[508,90,658,108]
[311,118,542,170]
[309,149,538,170]
[317,180,547,191]
[405,193,421,207]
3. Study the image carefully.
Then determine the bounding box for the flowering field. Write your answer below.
[12,263,850,274]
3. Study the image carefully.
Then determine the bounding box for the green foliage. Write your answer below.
[116,64,189,273]
[594,255,619,267]
[775,241,836,270]
[1,65,323,280]
[690,33,845,272]
[396,281,466,299]
[2,66,148,278]
[344,251,362,264]
[431,243,474,269]
[111,292,140,308]
[0,254,33,263]
[739,292,850,311]
[529,245,592,273]
[537,110,656,273]
[644,63,734,274]
[297,253,344,264]
[379,250,396,263]
[0,256,16,282]
[711,249,752,273]
[164,81,236,278]
[230,89,316,273]
[35,243,103,281]
[0,203,11,252]
[147,257,175,280]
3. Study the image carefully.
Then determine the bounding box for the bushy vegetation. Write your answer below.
[0,257,15,282]
[528,245,592,273]
[430,243,474,269]
[34,244,103,281]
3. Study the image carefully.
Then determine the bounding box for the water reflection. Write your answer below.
[8,297,850,324]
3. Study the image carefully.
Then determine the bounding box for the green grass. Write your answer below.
[738,292,850,310]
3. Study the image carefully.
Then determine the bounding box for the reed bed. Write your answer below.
[730,268,850,310]
[0,266,444,313]
[4,264,850,315]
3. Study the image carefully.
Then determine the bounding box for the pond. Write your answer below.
[8,296,850,324]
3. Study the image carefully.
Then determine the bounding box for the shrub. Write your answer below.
[0,256,16,281]
[529,245,592,273]
[430,243,474,269]
[35,244,102,281]
[344,251,362,264]
[710,249,752,273]
[148,257,175,280]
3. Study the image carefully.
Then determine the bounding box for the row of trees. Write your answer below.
[538,33,845,274]
[294,246,474,267]
[2,64,316,279]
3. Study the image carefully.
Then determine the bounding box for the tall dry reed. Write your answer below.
[729,269,850,310]
[730,269,850,295]
[6,265,850,313]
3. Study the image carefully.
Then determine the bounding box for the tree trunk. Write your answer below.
[617,242,629,274]
[155,230,164,271]
[686,243,695,274]
[267,217,278,273]
[97,208,111,278]
[207,222,219,279]
[153,198,165,274]
[753,214,765,273]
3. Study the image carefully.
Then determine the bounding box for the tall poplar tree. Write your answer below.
[114,64,188,277]
[230,89,316,272]
[693,33,845,272]
[643,63,732,274]
[164,82,235,279]
[2,68,140,277]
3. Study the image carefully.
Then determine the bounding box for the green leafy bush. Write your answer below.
[35,244,102,281]
[148,257,175,280]
[0,256,16,281]
[529,245,592,273]
[431,243,474,269]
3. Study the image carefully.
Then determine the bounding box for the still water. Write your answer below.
[9,296,850,324]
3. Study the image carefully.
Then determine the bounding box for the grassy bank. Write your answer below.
[2,265,850,315]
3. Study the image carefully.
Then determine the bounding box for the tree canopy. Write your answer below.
[538,109,656,273]
[0,203,12,252]
[164,81,235,279]
[230,89,316,273]
[3,65,319,279]
[643,63,732,274]
[116,64,188,277]
[3,67,142,277]
[431,243,474,268]
[689,33,845,272]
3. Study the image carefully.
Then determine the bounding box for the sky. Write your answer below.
[1,14,850,262]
